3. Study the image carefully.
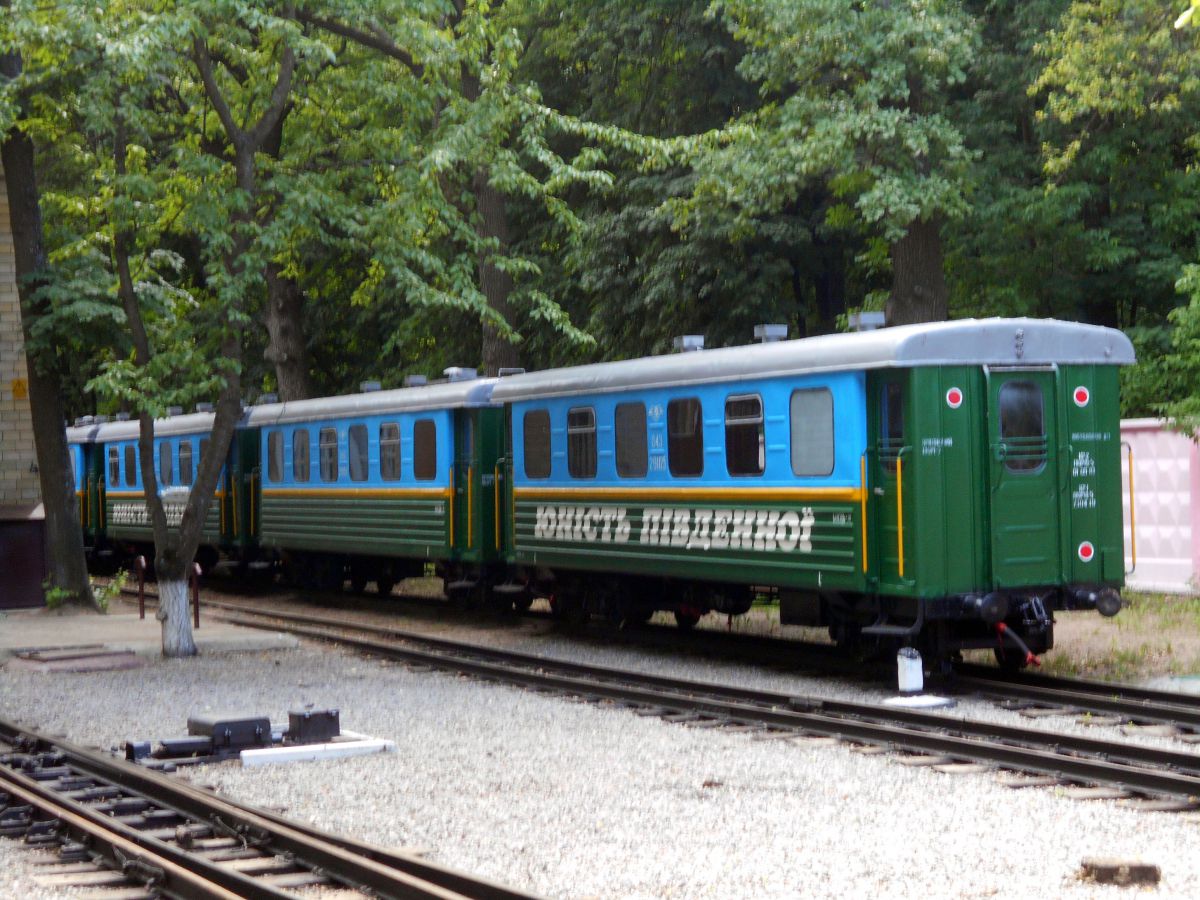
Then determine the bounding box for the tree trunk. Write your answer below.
[1,41,95,609]
[263,264,312,400]
[886,217,949,326]
[156,579,197,657]
[474,171,520,374]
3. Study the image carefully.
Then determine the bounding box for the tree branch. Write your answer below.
[248,40,296,147]
[294,9,423,77]
[192,37,243,145]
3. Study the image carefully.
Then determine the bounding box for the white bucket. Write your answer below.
[897,647,923,694]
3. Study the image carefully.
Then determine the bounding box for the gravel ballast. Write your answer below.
[1,620,1198,899]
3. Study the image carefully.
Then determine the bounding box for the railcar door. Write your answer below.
[452,411,475,557]
[869,372,910,590]
[985,368,1061,587]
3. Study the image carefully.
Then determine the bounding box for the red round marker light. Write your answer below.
[946,387,964,409]
[1073,386,1090,407]
[1078,541,1095,562]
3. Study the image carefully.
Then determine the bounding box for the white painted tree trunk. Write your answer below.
[157,578,197,657]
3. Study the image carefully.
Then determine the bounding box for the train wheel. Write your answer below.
[350,575,368,594]
[376,576,395,597]
[674,611,700,630]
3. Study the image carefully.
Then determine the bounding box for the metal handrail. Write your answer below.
[448,468,456,546]
[494,464,502,552]
[896,448,907,578]
[1123,441,1137,575]
[859,454,868,574]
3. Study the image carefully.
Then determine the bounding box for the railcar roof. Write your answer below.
[491,318,1136,402]
[242,378,499,427]
[68,412,217,444]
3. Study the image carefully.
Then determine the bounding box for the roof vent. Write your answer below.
[849,311,886,332]
[754,324,788,344]
[498,367,525,377]
[672,335,705,353]
[258,393,279,406]
[195,402,214,414]
[73,417,86,427]
[95,415,109,424]
[116,412,131,422]
[360,380,382,393]
[403,375,428,388]
[168,406,183,417]
[443,367,478,382]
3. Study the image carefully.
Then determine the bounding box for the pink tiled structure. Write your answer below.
[1121,419,1200,593]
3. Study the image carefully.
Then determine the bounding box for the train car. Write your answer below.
[243,375,505,596]
[78,412,254,571]
[491,318,1135,667]
[66,420,104,556]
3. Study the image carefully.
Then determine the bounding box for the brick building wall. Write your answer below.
[0,164,40,511]
[0,163,47,609]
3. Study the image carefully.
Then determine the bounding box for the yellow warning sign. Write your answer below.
[11,378,28,400]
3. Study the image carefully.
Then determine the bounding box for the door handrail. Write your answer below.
[1122,441,1137,575]
[896,447,908,578]
[494,463,502,552]
[449,468,456,546]
[859,454,868,573]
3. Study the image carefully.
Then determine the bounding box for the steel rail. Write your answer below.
[0,720,536,900]
[114,580,1200,730]
[0,764,246,900]
[194,599,1200,802]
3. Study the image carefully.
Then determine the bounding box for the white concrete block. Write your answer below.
[240,738,396,767]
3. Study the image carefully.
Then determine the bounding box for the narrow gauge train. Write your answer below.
[67,318,1135,667]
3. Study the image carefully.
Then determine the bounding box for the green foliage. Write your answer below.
[91,570,128,614]
[5,0,1200,415]
[42,580,75,610]
[692,0,978,241]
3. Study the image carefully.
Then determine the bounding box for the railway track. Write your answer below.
[126,592,1200,810]
[0,718,535,899]
[114,578,1200,734]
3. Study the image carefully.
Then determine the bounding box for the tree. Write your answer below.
[685,0,978,326]
[0,3,95,609]
[511,0,844,356]
[1033,0,1200,415]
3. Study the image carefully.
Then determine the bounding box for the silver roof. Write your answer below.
[68,412,217,444]
[242,378,499,427]
[491,318,1136,402]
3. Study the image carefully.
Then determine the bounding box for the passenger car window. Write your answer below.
[159,442,174,487]
[999,381,1046,473]
[567,407,596,479]
[725,394,764,477]
[791,389,835,477]
[319,428,338,482]
[413,419,437,480]
[293,429,310,483]
[124,445,137,486]
[348,424,369,482]
[615,402,648,478]
[108,447,120,487]
[179,441,194,485]
[380,423,400,481]
[267,431,284,483]
[667,398,703,477]
[523,410,551,479]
